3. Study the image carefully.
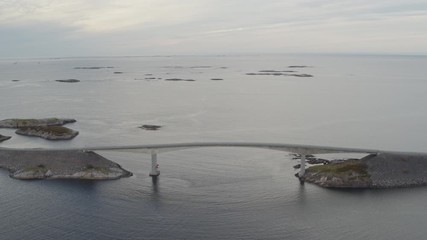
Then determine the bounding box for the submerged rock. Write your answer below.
[139,125,162,131]
[15,126,79,140]
[113,71,123,74]
[0,134,11,142]
[0,118,76,128]
[211,78,224,81]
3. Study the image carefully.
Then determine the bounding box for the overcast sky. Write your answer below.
[1,0,426,57]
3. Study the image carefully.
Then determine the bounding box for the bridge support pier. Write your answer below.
[149,152,160,177]
[299,154,306,178]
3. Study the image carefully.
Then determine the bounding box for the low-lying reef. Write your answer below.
[246,72,313,77]
[0,149,132,180]
[165,78,196,82]
[298,153,427,188]
[74,66,114,69]
[288,65,310,68]
[55,79,80,83]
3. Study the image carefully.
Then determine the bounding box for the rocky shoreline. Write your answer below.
[299,152,427,188]
[0,148,132,180]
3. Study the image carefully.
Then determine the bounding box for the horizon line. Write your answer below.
[1,52,427,60]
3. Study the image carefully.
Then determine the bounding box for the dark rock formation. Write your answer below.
[139,125,162,131]
[0,118,76,128]
[55,79,80,83]
[0,134,11,142]
[211,78,224,81]
[15,126,79,140]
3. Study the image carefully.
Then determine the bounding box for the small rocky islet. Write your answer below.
[139,124,162,131]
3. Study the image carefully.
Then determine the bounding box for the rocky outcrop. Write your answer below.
[0,149,132,180]
[0,134,11,142]
[15,126,79,140]
[299,153,427,188]
[0,118,76,128]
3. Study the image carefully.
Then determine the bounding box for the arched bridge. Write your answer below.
[82,142,385,177]
[5,142,424,177]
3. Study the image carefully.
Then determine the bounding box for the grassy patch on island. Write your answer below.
[24,164,48,174]
[308,160,369,176]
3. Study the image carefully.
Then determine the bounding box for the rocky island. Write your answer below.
[16,126,78,140]
[299,152,427,188]
[0,148,132,180]
[0,118,78,140]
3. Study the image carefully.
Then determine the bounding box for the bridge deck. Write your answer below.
[1,142,425,156]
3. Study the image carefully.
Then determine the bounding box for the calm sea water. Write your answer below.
[1,54,427,239]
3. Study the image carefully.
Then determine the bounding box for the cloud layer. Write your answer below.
[1,0,426,57]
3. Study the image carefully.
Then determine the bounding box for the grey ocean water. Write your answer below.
[1,54,427,239]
